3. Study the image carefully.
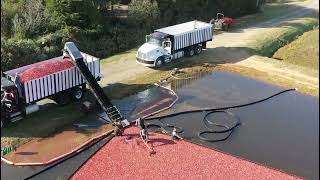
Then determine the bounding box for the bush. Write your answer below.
[128,0,160,32]
[36,29,72,58]
[1,29,71,72]
[1,38,44,71]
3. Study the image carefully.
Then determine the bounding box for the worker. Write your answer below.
[136,118,149,143]
[171,127,182,140]
[140,127,149,143]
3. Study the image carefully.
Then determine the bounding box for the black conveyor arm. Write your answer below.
[64,42,125,125]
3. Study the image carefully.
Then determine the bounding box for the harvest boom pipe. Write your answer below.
[63,42,129,134]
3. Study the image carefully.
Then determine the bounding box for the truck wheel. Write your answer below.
[188,47,195,57]
[155,57,164,68]
[195,45,202,55]
[72,87,84,101]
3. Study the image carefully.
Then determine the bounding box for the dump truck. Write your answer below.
[136,20,213,68]
[1,52,101,128]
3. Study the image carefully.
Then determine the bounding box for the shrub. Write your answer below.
[1,29,71,72]
[1,38,44,71]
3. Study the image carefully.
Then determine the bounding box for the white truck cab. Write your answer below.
[136,20,213,68]
[136,32,172,67]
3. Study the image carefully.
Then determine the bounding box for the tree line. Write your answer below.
[1,0,262,71]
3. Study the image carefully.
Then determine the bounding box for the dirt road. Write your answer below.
[101,0,319,92]
[207,0,319,90]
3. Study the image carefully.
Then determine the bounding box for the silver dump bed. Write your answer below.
[155,20,213,51]
[20,53,100,104]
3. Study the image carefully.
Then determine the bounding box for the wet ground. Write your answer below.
[1,71,318,179]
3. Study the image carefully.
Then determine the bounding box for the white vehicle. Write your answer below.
[136,20,213,68]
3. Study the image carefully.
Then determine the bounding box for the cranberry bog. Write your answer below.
[1,71,318,179]
[72,127,301,180]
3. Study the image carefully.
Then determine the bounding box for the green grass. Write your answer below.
[248,15,319,56]
[101,48,137,64]
[273,28,319,69]
[234,0,310,28]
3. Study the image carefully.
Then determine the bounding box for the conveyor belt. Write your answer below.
[64,42,123,124]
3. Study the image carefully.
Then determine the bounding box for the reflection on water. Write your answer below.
[167,71,211,92]
[113,85,178,122]
[148,70,319,180]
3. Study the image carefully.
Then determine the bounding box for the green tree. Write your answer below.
[128,0,160,32]
[45,0,100,30]
[1,0,21,37]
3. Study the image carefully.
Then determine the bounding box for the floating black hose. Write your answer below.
[198,110,241,142]
[144,88,296,120]
[144,88,296,142]
[146,118,184,134]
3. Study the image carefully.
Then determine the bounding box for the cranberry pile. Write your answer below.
[19,58,75,83]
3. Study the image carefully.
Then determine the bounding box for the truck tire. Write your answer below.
[188,47,195,57]
[195,45,202,55]
[155,57,164,68]
[72,87,84,101]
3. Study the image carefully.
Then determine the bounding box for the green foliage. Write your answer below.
[156,0,261,24]
[1,0,263,71]
[252,18,319,57]
[273,28,319,69]
[36,28,72,57]
[1,29,72,71]
[1,38,43,71]
[45,0,100,30]
[12,0,48,38]
[128,0,160,31]
[1,0,22,37]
